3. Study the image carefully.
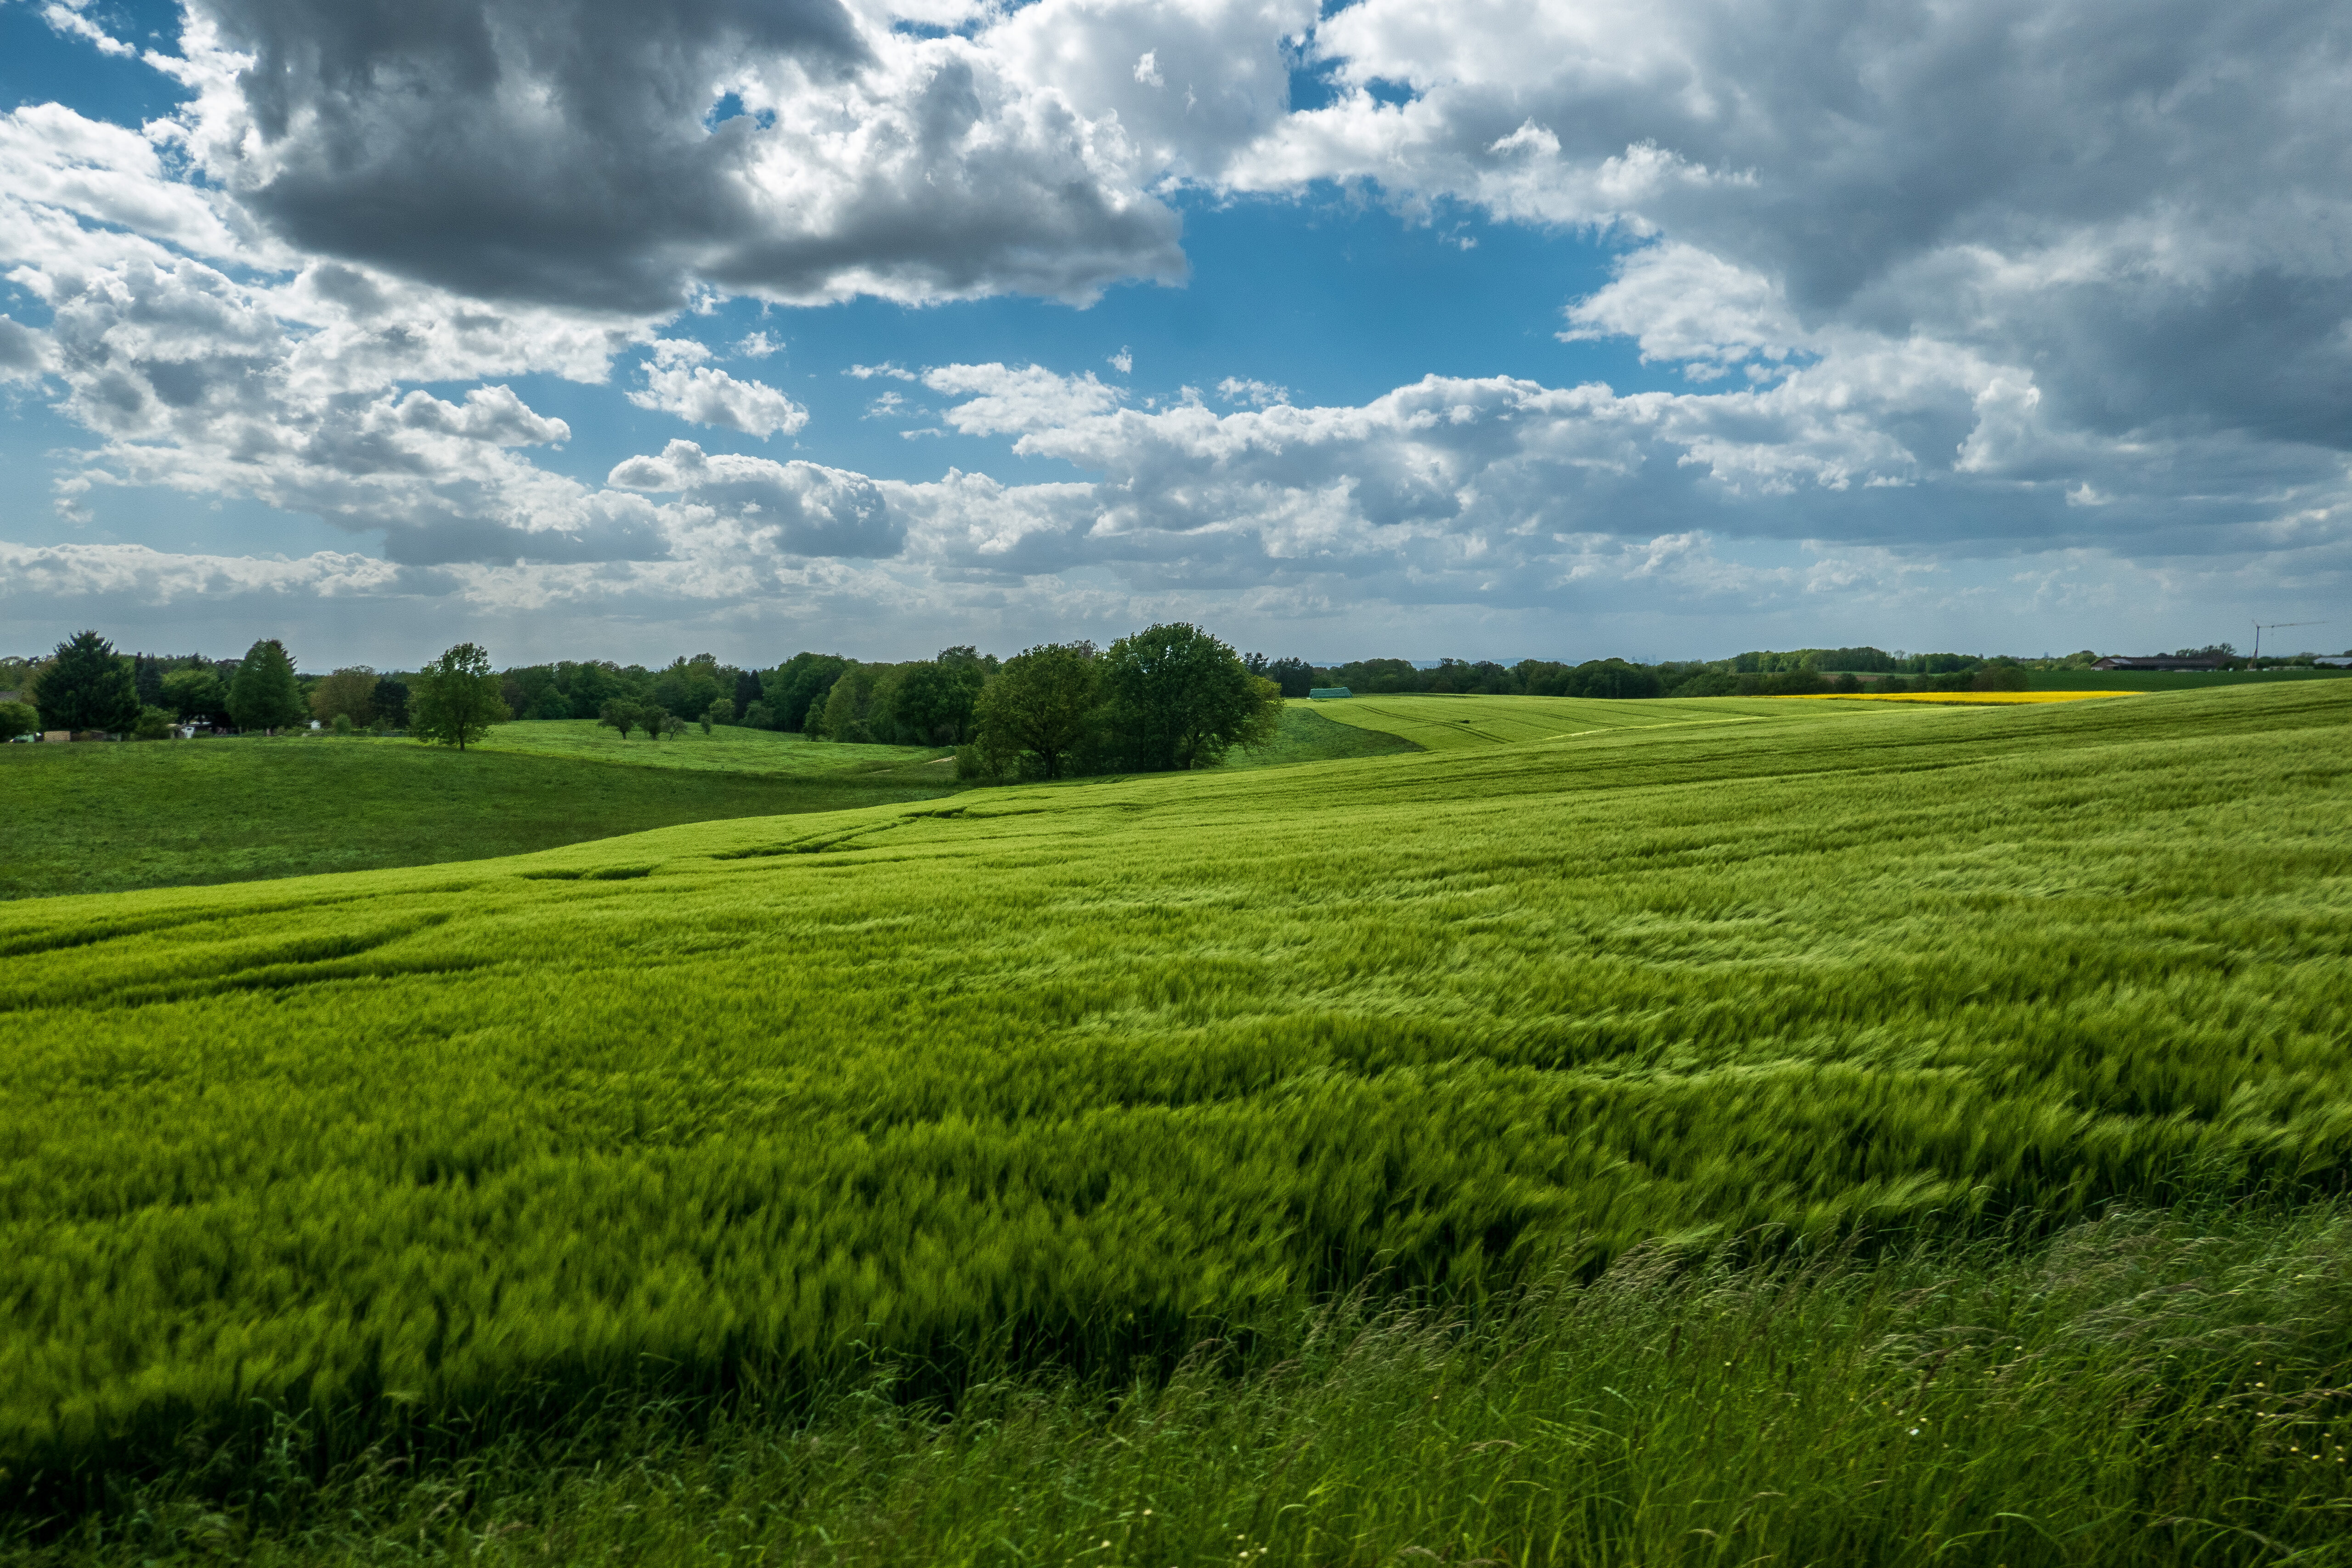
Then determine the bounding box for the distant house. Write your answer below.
[2316,657,2352,668]
[1308,686,1354,699]
[2091,656,2233,671]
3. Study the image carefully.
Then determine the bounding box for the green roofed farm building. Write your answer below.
[1309,686,1353,699]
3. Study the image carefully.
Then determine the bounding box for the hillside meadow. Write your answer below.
[0,711,1410,901]
[4,682,2350,1562]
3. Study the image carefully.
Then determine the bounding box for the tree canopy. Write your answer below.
[34,630,140,735]
[160,667,226,723]
[1102,623,1282,772]
[227,639,307,733]
[309,667,378,727]
[893,647,989,745]
[972,642,1104,780]
[410,643,511,751]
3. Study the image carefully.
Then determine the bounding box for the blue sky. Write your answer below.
[4,0,2347,668]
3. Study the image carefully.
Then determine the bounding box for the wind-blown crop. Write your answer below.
[2,684,2347,1496]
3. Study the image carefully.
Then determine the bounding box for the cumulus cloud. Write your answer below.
[164,0,1314,311]
[0,539,405,601]
[608,438,902,558]
[921,362,1123,436]
[1233,0,2352,456]
[1216,376,1289,408]
[628,340,809,437]
[39,0,136,58]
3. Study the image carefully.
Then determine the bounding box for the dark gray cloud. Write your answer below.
[193,0,1187,311]
[0,314,54,379]
[206,0,863,310]
[1253,0,2352,458]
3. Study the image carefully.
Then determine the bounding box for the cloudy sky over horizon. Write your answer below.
[3,0,2348,669]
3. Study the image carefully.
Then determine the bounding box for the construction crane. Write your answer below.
[2250,620,2327,662]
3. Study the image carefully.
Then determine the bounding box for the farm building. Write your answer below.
[2091,656,2233,671]
[1309,686,1354,699]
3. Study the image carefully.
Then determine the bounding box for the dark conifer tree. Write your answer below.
[34,630,140,734]
[227,639,307,733]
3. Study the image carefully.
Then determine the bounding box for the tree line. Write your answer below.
[17,627,2330,761]
[0,633,500,749]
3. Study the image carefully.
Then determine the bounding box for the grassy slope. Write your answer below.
[2023,667,2352,691]
[1297,691,1808,750]
[1221,702,1422,768]
[5,683,2350,1498]
[0,729,967,900]
[0,717,1417,903]
[474,719,953,776]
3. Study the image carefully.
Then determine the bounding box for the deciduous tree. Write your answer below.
[160,667,226,723]
[893,646,990,745]
[410,642,511,751]
[309,667,378,727]
[0,700,37,742]
[1101,623,1281,771]
[972,642,1104,780]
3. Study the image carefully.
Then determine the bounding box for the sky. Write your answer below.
[2,0,2348,670]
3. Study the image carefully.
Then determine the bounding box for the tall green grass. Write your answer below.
[22,1208,2352,1566]
[2,684,2348,1517]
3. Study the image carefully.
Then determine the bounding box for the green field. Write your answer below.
[1300,691,1803,749]
[0,728,967,900]
[2018,666,2352,691]
[474,719,954,776]
[6,684,2351,1561]
[0,717,1415,903]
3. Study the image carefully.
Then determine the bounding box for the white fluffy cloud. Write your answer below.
[628,340,810,438]
[608,438,901,558]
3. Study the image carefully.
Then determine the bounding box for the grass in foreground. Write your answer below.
[3,682,2347,1506]
[18,1208,2350,1567]
[0,732,966,900]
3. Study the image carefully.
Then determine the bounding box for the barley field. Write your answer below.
[5,683,2350,1561]
[1296,691,1803,749]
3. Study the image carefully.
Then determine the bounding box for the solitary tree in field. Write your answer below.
[227,639,307,733]
[1101,623,1283,771]
[597,697,644,739]
[410,642,511,751]
[973,641,1104,780]
[34,630,140,735]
